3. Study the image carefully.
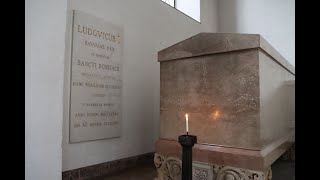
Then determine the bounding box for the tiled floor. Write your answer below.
[98,159,294,180]
[98,162,157,180]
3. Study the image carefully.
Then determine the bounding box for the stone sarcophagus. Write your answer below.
[154,33,295,180]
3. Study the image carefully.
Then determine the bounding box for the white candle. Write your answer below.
[185,114,189,133]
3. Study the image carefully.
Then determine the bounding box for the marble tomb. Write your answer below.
[154,33,295,180]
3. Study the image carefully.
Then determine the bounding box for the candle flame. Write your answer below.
[185,114,188,119]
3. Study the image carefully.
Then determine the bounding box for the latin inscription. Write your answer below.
[69,10,123,143]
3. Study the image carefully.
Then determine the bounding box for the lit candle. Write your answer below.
[185,114,189,134]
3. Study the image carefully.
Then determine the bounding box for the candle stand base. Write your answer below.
[179,135,197,180]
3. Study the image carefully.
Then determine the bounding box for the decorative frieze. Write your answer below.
[154,153,272,180]
[154,153,182,180]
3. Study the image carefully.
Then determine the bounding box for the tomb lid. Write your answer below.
[158,33,294,75]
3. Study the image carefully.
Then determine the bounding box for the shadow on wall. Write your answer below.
[218,0,239,33]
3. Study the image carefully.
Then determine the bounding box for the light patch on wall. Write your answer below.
[176,0,200,22]
[161,0,175,7]
[213,110,220,120]
[161,0,201,22]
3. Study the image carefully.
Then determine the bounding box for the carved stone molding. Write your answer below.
[194,167,209,180]
[154,153,182,180]
[215,166,250,180]
[154,153,272,180]
[193,162,214,180]
[265,167,272,180]
[214,165,270,180]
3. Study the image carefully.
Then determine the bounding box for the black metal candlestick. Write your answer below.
[178,134,197,180]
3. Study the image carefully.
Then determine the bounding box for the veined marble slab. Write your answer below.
[156,33,295,177]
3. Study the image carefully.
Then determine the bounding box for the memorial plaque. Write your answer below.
[69,10,123,143]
